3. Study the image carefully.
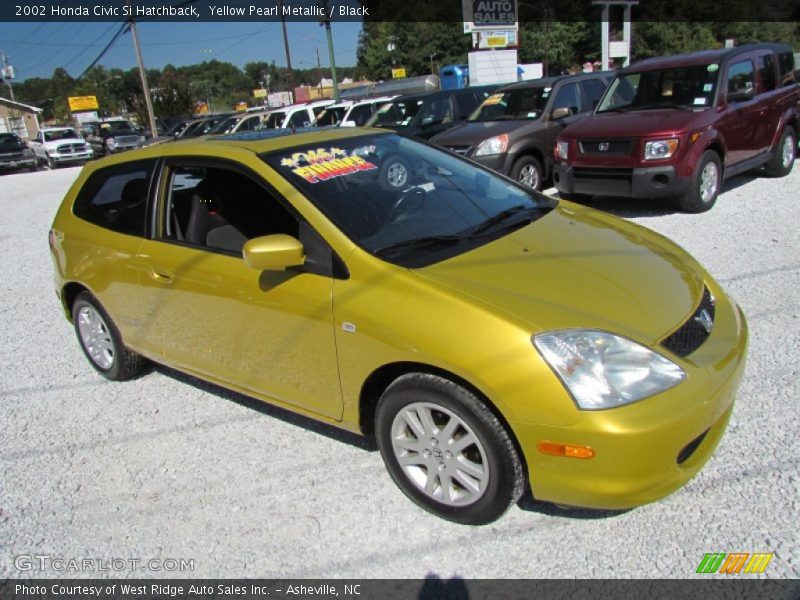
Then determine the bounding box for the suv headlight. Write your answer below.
[533,330,685,410]
[474,134,508,156]
[643,138,679,160]
[555,140,569,160]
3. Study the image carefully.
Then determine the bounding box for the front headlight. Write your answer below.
[533,330,685,410]
[643,138,679,160]
[555,140,569,160]
[474,134,508,156]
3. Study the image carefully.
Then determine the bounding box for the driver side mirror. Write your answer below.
[243,234,305,271]
[551,107,572,120]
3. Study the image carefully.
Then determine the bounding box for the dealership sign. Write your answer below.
[463,0,517,32]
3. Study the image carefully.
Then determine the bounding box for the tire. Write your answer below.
[378,156,410,191]
[47,155,55,169]
[510,155,544,191]
[375,373,525,525]
[675,150,721,213]
[28,163,37,172]
[72,291,146,381]
[765,126,796,177]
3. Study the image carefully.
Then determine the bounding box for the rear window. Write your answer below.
[73,160,156,237]
[757,54,777,92]
[778,52,796,86]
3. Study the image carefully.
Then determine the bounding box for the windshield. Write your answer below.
[366,98,424,128]
[470,88,549,122]
[0,134,22,146]
[262,134,554,267]
[44,129,80,141]
[315,106,348,127]
[263,111,287,129]
[100,121,136,133]
[598,65,719,112]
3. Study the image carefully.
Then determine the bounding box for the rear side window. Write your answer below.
[288,110,310,128]
[552,83,580,114]
[73,160,155,237]
[757,54,777,92]
[579,78,607,111]
[727,60,755,96]
[778,52,796,86]
[348,104,373,126]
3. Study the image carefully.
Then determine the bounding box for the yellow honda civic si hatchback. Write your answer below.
[49,128,747,524]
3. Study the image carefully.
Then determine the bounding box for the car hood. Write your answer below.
[562,109,706,138]
[42,138,86,150]
[416,202,705,343]
[432,120,540,146]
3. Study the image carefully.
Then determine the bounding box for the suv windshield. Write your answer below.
[262,134,554,267]
[470,88,549,121]
[44,129,80,141]
[100,121,136,133]
[0,134,22,146]
[598,64,719,112]
[366,98,424,128]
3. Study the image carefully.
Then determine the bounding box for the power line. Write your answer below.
[61,23,120,71]
[77,22,129,80]
[16,23,87,73]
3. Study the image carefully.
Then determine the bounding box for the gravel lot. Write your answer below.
[1,164,798,579]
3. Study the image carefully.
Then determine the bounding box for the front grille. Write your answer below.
[578,139,633,156]
[115,135,139,146]
[661,286,715,357]
[573,167,633,181]
[447,145,471,156]
[57,143,87,154]
[677,428,709,465]
[0,150,25,159]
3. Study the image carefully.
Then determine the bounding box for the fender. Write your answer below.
[767,104,799,152]
[505,140,550,177]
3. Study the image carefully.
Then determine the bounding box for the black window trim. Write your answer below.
[150,155,348,279]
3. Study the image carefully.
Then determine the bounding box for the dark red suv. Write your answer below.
[553,43,798,212]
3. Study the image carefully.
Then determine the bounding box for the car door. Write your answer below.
[541,81,586,159]
[717,56,761,166]
[134,158,343,419]
[753,51,782,155]
[31,131,45,160]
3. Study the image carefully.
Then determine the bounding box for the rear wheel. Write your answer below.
[375,373,524,525]
[765,126,796,177]
[72,291,146,381]
[510,155,543,191]
[675,150,721,213]
[47,155,55,169]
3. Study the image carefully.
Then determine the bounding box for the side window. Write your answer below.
[579,79,606,111]
[756,54,777,93]
[239,116,259,131]
[288,109,310,128]
[777,52,796,87]
[73,159,155,237]
[349,105,372,126]
[552,83,580,115]
[454,93,480,119]
[727,60,755,97]
[163,165,298,255]
[418,97,453,127]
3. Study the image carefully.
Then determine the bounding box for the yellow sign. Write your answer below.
[486,35,508,48]
[253,88,267,98]
[235,102,248,112]
[67,96,99,112]
[391,68,406,79]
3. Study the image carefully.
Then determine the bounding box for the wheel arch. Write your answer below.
[508,144,548,178]
[358,361,529,476]
[61,281,90,321]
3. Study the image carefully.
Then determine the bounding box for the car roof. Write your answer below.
[496,72,612,92]
[42,126,77,131]
[622,43,794,73]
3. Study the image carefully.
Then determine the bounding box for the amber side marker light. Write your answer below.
[537,441,595,459]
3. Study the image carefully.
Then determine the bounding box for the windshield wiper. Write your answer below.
[374,235,465,256]
[471,205,539,235]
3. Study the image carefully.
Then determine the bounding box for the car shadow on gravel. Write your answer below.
[151,364,378,452]
[516,489,631,519]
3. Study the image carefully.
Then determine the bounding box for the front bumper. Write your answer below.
[554,164,690,199]
[0,156,36,170]
[49,151,93,164]
[516,290,748,510]
[471,153,509,175]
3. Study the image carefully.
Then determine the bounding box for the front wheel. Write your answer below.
[72,291,147,380]
[765,126,796,177]
[510,155,544,191]
[375,373,525,524]
[675,150,721,213]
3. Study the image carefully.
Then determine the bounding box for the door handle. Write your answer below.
[149,266,174,283]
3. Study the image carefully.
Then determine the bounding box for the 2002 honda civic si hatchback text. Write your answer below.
[49,128,748,524]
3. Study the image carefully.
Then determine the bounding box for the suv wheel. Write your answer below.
[375,373,525,525]
[72,291,147,380]
[676,150,721,213]
[765,126,796,177]
[510,156,543,191]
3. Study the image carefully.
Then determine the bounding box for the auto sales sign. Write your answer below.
[463,0,517,29]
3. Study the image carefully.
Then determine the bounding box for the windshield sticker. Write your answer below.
[707,64,719,72]
[703,83,713,92]
[280,147,377,184]
[483,93,504,106]
[693,97,707,105]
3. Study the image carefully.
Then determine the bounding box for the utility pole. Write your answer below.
[127,0,157,138]
[320,1,339,102]
[277,0,296,102]
[1,51,15,101]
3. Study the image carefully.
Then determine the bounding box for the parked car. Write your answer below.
[554,43,799,212]
[50,128,747,524]
[339,96,397,127]
[313,101,352,127]
[176,116,230,139]
[261,100,334,129]
[210,112,266,135]
[431,73,611,190]
[82,119,143,157]
[365,86,497,140]
[30,127,94,168]
[0,132,38,172]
